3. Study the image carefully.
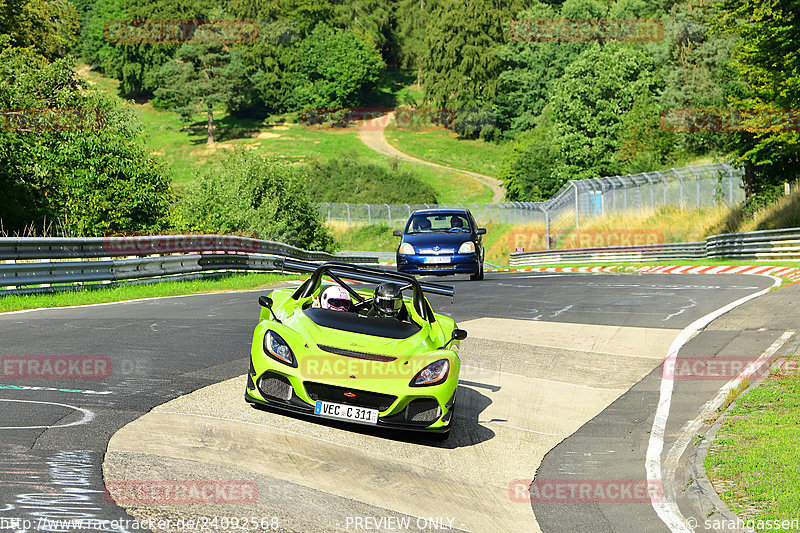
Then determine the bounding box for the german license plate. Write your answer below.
[314,401,379,424]
[423,256,451,264]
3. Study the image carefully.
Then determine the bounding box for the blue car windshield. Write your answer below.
[406,214,471,234]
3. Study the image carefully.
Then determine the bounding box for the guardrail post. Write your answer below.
[405,204,411,218]
[366,204,371,225]
[385,204,391,227]
[347,203,351,225]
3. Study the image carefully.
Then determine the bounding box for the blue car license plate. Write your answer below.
[423,256,451,264]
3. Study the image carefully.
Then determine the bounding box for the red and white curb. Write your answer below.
[378,263,800,283]
[489,264,800,283]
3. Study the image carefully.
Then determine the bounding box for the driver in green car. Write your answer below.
[368,282,411,322]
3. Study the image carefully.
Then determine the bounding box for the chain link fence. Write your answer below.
[317,162,744,247]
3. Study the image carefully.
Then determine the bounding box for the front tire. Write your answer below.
[470,261,484,281]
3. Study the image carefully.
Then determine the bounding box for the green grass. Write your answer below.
[78,66,491,202]
[384,124,505,178]
[0,273,302,313]
[705,355,800,525]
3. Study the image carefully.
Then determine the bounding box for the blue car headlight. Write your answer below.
[263,330,297,367]
[410,359,450,387]
[458,241,476,254]
[399,243,414,255]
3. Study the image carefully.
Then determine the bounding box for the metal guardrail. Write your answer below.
[509,242,706,266]
[0,235,378,295]
[706,228,800,260]
[510,227,800,266]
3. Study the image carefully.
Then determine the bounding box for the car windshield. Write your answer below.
[406,214,471,234]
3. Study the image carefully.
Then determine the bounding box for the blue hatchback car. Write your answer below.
[393,208,486,280]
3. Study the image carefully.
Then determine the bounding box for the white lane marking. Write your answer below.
[662,298,697,322]
[660,330,794,532]
[646,275,781,532]
[0,399,95,429]
[550,305,573,318]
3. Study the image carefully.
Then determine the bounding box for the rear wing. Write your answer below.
[282,260,454,321]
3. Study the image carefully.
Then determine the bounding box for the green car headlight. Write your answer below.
[263,330,296,367]
[410,359,449,387]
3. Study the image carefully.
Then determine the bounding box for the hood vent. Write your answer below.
[317,344,397,362]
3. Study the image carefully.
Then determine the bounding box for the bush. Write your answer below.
[179,151,334,252]
[0,46,172,236]
[304,155,438,204]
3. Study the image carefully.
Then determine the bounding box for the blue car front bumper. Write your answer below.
[396,253,480,276]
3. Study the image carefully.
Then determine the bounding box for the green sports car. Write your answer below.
[245,260,466,439]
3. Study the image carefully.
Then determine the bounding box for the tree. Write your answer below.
[498,109,563,200]
[0,0,79,60]
[0,45,172,235]
[154,41,245,145]
[550,43,662,180]
[495,1,596,136]
[179,151,335,252]
[420,0,525,113]
[287,23,384,109]
[713,0,800,197]
[392,0,442,75]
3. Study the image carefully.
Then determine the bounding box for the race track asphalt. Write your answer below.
[0,271,784,533]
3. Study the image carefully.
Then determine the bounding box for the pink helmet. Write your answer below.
[320,286,352,311]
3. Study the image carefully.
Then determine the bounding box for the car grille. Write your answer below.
[304,382,396,411]
[258,372,293,401]
[317,344,397,362]
[418,248,455,255]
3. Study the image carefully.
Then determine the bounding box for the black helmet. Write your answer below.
[374,282,403,317]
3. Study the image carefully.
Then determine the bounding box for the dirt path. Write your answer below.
[358,112,505,203]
